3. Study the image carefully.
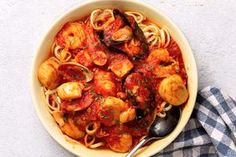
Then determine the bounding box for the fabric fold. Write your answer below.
[154,86,236,157]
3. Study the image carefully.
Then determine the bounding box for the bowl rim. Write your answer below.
[31,0,198,156]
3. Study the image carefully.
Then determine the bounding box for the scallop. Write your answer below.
[102,96,127,110]
[37,57,60,89]
[57,82,84,100]
[158,74,188,106]
[147,48,170,62]
[99,96,128,126]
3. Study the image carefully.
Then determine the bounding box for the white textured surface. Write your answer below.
[0,0,235,156]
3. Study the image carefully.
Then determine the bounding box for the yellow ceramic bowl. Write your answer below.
[31,0,198,156]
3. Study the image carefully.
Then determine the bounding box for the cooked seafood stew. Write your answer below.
[37,9,188,153]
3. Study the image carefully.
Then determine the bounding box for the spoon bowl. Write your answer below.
[126,107,181,157]
[149,107,180,137]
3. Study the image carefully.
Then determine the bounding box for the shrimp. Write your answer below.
[52,112,85,139]
[99,96,135,126]
[61,118,85,139]
[147,48,180,78]
[147,48,170,62]
[107,133,133,153]
[56,22,86,49]
[52,111,65,127]
[75,50,93,68]
[153,59,179,78]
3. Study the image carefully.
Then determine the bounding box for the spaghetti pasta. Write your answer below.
[90,9,115,30]
[89,142,104,149]
[86,122,101,135]
[139,23,171,48]
[125,11,145,23]
[156,102,172,118]
[53,44,71,62]
[84,134,96,147]
[42,87,61,113]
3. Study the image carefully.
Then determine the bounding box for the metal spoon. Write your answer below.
[126,107,181,157]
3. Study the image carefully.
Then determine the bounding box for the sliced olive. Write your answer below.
[136,108,145,120]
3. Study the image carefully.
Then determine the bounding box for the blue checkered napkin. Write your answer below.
[154,86,236,157]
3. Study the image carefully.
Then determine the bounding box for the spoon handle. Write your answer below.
[126,136,153,157]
